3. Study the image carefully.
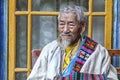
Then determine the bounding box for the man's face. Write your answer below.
[58,12,83,45]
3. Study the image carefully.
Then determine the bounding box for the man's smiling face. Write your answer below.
[58,12,82,45]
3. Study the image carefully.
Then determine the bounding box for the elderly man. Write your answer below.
[27,5,118,80]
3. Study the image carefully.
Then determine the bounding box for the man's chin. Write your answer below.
[61,40,71,49]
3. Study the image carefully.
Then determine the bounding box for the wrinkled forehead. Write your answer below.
[59,12,77,19]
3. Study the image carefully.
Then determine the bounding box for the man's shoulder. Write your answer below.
[84,35,105,46]
[46,40,58,46]
[83,35,106,51]
[82,35,98,49]
[43,40,58,49]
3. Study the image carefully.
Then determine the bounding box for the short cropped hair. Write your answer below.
[58,5,87,24]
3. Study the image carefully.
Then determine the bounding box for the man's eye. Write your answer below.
[59,26,64,29]
[70,24,74,26]
[69,23,75,26]
[60,23,64,25]
[69,22,75,25]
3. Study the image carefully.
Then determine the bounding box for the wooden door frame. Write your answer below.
[9,0,113,80]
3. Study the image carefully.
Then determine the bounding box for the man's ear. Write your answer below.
[80,23,86,34]
[81,26,85,34]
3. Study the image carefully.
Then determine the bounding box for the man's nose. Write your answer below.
[63,25,70,33]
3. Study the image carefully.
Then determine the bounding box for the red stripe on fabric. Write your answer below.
[99,74,104,80]
[70,74,72,80]
[84,73,86,80]
[90,74,92,80]
[76,60,84,65]
[82,46,93,53]
[93,74,97,80]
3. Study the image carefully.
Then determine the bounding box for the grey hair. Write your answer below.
[58,5,87,24]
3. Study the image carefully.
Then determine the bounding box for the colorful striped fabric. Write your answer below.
[62,36,98,77]
[59,72,107,80]
[72,36,98,73]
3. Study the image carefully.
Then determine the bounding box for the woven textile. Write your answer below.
[62,36,98,77]
[59,72,107,80]
[72,36,97,72]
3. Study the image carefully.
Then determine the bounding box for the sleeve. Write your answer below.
[102,48,118,80]
[107,64,118,80]
[27,45,49,80]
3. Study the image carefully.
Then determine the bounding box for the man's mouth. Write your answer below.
[61,35,72,40]
[59,33,74,40]
[60,33,74,37]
